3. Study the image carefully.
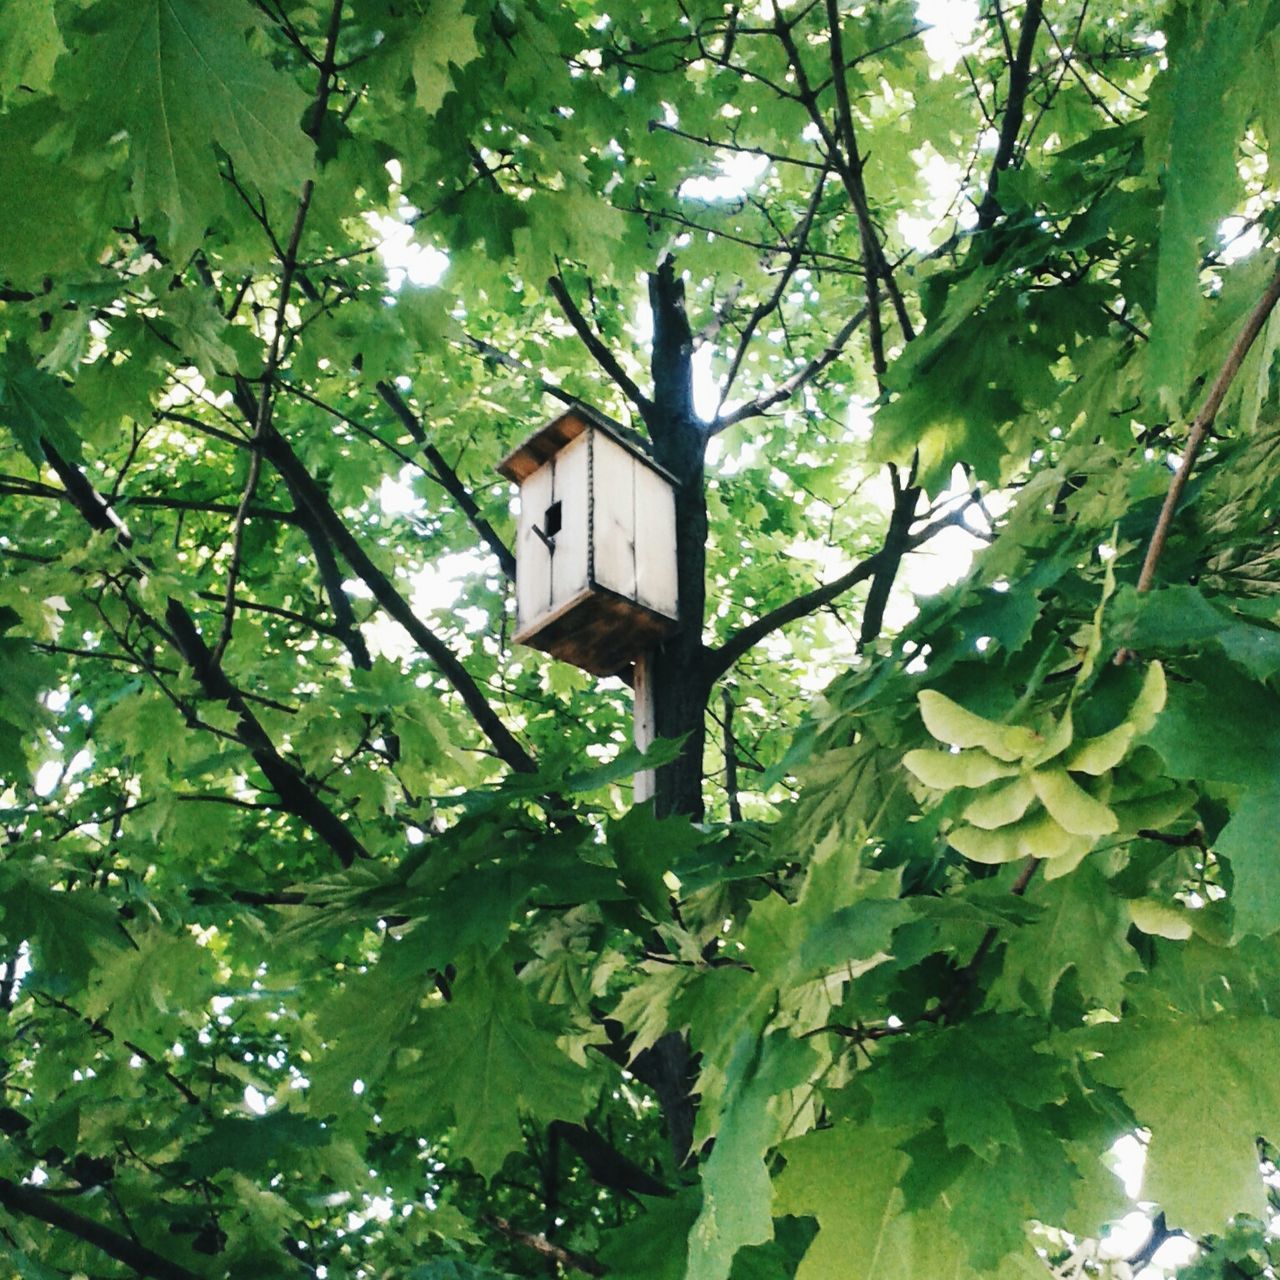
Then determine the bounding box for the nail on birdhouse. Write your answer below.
[497,403,680,676]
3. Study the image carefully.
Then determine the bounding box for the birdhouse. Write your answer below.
[497,403,679,676]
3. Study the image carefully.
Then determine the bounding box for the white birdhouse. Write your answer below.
[497,403,680,676]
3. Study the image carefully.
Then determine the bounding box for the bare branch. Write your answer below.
[858,471,920,648]
[707,548,883,680]
[212,0,346,662]
[256,427,538,775]
[486,1215,606,1277]
[375,380,516,580]
[0,1176,204,1280]
[976,0,1045,229]
[722,687,744,823]
[547,273,653,416]
[0,477,301,525]
[297,509,374,670]
[1133,257,1280,596]
[716,165,830,413]
[711,303,868,432]
[461,333,580,410]
[648,119,827,171]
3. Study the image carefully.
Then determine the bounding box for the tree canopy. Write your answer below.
[4,1,1280,1277]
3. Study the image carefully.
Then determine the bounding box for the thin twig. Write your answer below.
[212,0,345,663]
[1134,259,1280,595]
[487,1215,606,1276]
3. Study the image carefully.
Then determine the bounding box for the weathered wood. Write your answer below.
[550,432,589,610]
[633,651,656,802]
[498,403,677,485]
[634,460,678,618]
[514,586,678,677]
[504,411,679,676]
[592,429,638,600]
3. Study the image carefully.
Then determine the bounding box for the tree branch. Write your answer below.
[254,425,537,774]
[212,0,345,662]
[722,687,744,822]
[547,273,653,416]
[976,0,1045,230]
[39,441,372,869]
[0,477,301,525]
[859,470,920,648]
[375,379,516,580]
[716,165,830,413]
[707,548,884,680]
[1134,257,1280,595]
[771,1,914,341]
[0,1177,204,1280]
[711,303,868,432]
[486,1214,606,1277]
[294,505,374,670]
[460,334,580,410]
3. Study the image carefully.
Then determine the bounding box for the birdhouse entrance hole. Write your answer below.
[543,500,562,538]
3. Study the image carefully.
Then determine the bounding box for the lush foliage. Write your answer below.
[4,1,1280,1278]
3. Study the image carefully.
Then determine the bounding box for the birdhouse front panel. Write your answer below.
[512,430,591,631]
[499,406,681,676]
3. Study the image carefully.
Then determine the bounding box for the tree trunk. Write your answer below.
[640,257,709,1165]
[644,257,711,822]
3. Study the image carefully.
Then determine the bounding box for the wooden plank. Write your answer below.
[516,588,679,676]
[515,460,553,631]
[591,429,637,601]
[633,651,656,803]
[550,433,589,610]
[634,462,679,619]
[497,410,589,482]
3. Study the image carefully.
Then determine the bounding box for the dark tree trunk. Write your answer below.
[638,257,711,1164]
[643,257,712,821]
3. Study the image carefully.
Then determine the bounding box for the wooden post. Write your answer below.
[633,651,656,803]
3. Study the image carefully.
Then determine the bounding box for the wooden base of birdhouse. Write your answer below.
[513,584,680,677]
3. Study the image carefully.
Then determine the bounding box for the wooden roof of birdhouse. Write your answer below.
[497,402,677,485]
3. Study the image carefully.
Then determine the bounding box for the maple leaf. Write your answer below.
[410,953,590,1178]
[69,0,312,255]
[1090,1015,1280,1234]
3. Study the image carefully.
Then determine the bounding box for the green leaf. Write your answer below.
[1091,1015,1280,1234]
[607,802,704,919]
[869,1017,1068,1158]
[774,1122,976,1280]
[83,928,216,1050]
[184,1110,332,1179]
[688,1033,817,1280]
[0,0,64,102]
[991,863,1138,1012]
[410,952,589,1178]
[412,0,482,114]
[1143,662,1280,784]
[1145,4,1272,408]
[1218,786,1280,939]
[598,1192,700,1280]
[71,0,312,255]
[0,869,127,987]
[0,345,82,467]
